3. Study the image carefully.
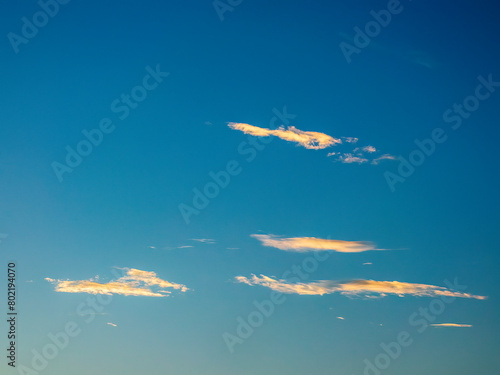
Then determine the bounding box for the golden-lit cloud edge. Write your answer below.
[251,234,380,253]
[235,274,487,300]
[46,268,189,297]
[430,323,473,328]
[228,122,341,150]
[228,122,396,165]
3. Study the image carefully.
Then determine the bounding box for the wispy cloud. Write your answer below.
[342,137,358,144]
[190,238,215,244]
[363,262,372,266]
[338,153,369,164]
[430,323,473,328]
[328,145,395,166]
[107,322,117,327]
[337,316,345,320]
[177,245,194,249]
[371,154,396,165]
[331,151,396,165]
[46,268,189,297]
[235,274,487,299]
[228,123,341,150]
[251,234,379,253]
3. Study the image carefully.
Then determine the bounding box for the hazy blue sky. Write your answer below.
[1,1,499,374]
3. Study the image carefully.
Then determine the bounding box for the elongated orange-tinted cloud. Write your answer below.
[235,274,487,299]
[251,234,378,253]
[228,122,340,150]
[46,268,188,297]
[430,323,473,328]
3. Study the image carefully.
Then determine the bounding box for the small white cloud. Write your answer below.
[337,153,369,164]
[107,322,117,327]
[177,245,194,249]
[362,146,377,153]
[363,262,372,266]
[337,316,345,320]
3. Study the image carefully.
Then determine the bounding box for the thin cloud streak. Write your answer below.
[430,323,473,328]
[228,122,341,150]
[46,268,189,297]
[251,234,379,253]
[235,274,487,299]
[371,154,397,165]
[190,238,215,244]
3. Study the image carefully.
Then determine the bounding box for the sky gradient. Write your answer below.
[1,1,499,374]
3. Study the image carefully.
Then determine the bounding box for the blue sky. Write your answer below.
[1,1,499,374]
